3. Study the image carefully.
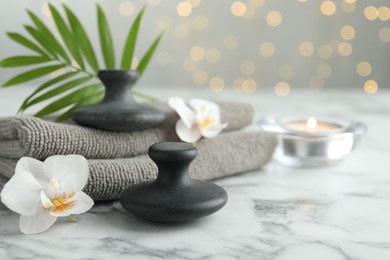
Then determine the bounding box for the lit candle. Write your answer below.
[283,117,342,134]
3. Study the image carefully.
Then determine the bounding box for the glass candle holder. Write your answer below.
[257,116,367,168]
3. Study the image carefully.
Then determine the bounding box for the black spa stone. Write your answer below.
[119,142,228,222]
[72,70,165,132]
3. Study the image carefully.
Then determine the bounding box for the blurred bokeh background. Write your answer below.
[0,0,389,96]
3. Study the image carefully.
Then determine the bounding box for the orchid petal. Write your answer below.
[168,97,196,128]
[40,191,54,209]
[15,157,48,186]
[200,123,228,138]
[43,155,89,193]
[175,119,202,143]
[190,98,221,121]
[19,207,57,235]
[50,191,94,217]
[1,170,42,216]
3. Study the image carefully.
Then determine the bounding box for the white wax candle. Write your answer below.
[283,117,342,133]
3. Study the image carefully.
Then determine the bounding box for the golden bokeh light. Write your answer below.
[131,57,138,70]
[279,64,294,79]
[41,2,51,17]
[231,1,247,17]
[275,82,290,96]
[344,0,356,3]
[341,1,356,13]
[321,1,336,16]
[298,41,314,57]
[156,51,171,66]
[147,0,160,6]
[190,46,205,61]
[309,76,324,90]
[340,25,356,41]
[224,35,240,50]
[193,70,208,85]
[317,63,332,79]
[241,79,257,93]
[193,16,208,30]
[205,48,221,64]
[240,60,256,75]
[177,2,192,17]
[364,80,378,94]
[337,42,353,56]
[233,78,244,92]
[356,61,372,77]
[119,2,134,17]
[378,6,390,21]
[378,27,390,43]
[259,42,276,57]
[174,23,190,39]
[209,77,225,92]
[186,0,201,8]
[317,44,333,59]
[266,11,283,27]
[364,6,378,21]
[183,57,198,72]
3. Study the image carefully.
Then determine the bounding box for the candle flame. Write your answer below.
[307,117,317,130]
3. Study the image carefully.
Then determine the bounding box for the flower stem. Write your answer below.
[67,214,77,222]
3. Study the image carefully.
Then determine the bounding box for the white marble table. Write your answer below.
[1,87,390,260]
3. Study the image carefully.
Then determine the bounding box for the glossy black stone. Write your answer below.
[120,142,228,222]
[72,70,165,132]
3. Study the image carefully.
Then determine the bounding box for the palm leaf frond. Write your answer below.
[97,4,115,69]
[0,55,51,67]
[49,4,85,70]
[64,5,99,73]
[34,83,102,118]
[6,32,48,56]
[2,64,66,87]
[137,32,164,75]
[27,10,70,63]
[121,6,145,69]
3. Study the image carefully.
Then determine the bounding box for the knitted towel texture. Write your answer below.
[0,131,277,201]
[0,102,277,202]
[0,102,254,160]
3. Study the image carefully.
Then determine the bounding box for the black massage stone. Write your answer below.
[72,70,165,132]
[119,142,228,222]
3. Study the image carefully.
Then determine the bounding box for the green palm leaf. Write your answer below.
[0,55,51,67]
[27,10,70,63]
[97,4,115,69]
[19,71,80,112]
[2,64,66,87]
[137,32,164,75]
[55,90,104,122]
[23,76,93,110]
[34,83,102,118]
[24,25,58,58]
[6,32,48,56]
[64,5,99,73]
[49,4,85,70]
[121,6,145,69]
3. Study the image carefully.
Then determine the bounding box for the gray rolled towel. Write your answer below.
[0,131,277,201]
[0,102,253,160]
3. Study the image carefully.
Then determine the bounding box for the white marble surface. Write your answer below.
[1,87,390,260]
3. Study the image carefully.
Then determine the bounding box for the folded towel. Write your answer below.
[0,102,253,160]
[0,131,277,201]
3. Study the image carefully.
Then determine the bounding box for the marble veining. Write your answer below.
[1,88,390,259]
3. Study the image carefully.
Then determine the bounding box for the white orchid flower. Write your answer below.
[168,97,228,143]
[0,155,94,235]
